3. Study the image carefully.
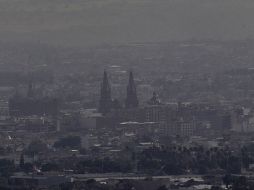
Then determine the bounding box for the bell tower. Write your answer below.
[125,71,139,108]
[98,71,112,114]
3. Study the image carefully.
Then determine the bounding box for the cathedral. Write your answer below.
[98,70,139,114]
[125,71,139,108]
[98,71,112,114]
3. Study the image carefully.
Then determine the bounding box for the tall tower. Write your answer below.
[27,81,34,98]
[125,71,139,108]
[99,71,112,114]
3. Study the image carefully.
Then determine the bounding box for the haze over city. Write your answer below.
[1,0,254,46]
[1,1,254,190]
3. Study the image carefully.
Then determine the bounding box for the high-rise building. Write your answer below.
[125,71,139,108]
[98,71,112,114]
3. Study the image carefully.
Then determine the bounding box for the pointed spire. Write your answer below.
[13,86,20,98]
[102,70,109,88]
[102,70,111,98]
[99,70,112,114]
[27,81,34,97]
[129,71,134,83]
[125,71,139,108]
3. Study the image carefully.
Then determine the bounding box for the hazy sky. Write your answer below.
[1,0,254,46]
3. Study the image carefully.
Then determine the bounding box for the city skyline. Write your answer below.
[0,1,254,189]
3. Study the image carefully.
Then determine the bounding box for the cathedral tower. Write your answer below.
[125,71,139,108]
[98,71,112,114]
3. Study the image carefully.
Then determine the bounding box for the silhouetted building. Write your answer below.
[9,96,58,117]
[125,71,139,108]
[145,105,166,123]
[98,71,112,114]
[8,83,58,117]
[112,98,122,109]
[147,92,161,105]
[27,82,34,97]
